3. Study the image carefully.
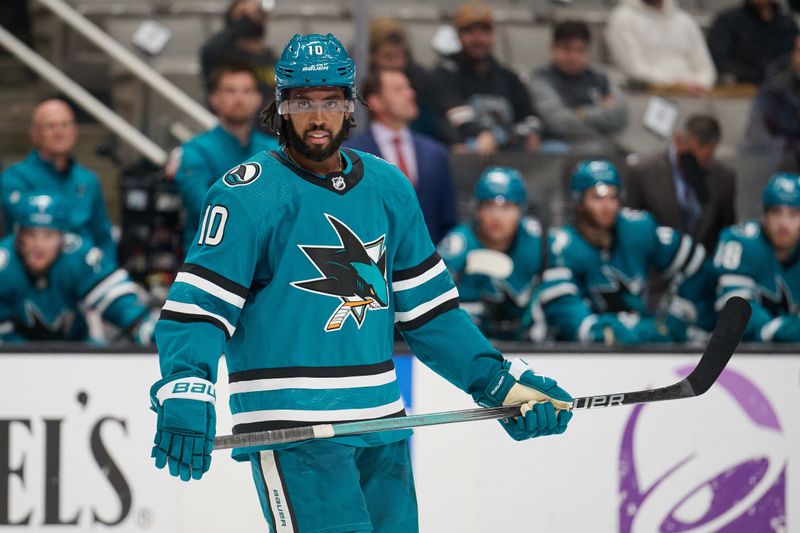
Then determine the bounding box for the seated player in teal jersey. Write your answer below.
[438,166,547,340]
[539,160,706,343]
[714,172,800,342]
[0,194,153,343]
[149,33,573,533]
[173,61,279,253]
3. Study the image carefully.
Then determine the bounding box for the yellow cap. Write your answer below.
[453,2,494,31]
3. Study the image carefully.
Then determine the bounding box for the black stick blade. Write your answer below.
[686,296,751,396]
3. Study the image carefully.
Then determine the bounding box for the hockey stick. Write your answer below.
[213,297,750,451]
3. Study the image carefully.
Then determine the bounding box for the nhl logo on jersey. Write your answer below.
[331,175,346,191]
[292,214,388,332]
[223,162,262,187]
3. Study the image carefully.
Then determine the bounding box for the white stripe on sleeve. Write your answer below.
[760,317,784,342]
[175,271,246,308]
[391,260,447,292]
[719,274,756,289]
[94,282,140,314]
[542,267,573,282]
[83,269,128,307]
[663,235,692,278]
[394,287,459,323]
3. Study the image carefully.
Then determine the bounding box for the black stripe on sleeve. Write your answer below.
[392,252,441,282]
[233,409,407,434]
[395,297,460,332]
[159,309,232,340]
[229,359,396,383]
[180,263,249,298]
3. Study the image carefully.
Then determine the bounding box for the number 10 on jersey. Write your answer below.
[198,205,228,246]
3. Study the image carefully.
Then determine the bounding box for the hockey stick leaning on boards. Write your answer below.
[213,296,751,451]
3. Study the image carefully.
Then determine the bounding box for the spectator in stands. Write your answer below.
[174,62,278,253]
[346,69,457,244]
[538,160,705,343]
[0,194,154,344]
[714,172,800,342]
[430,1,541,155]
[529,20,628,154]
[606,0,716,94]
[200,0,277,106]
[708,0,798,86]
[369,16,437,137]
[751,36,800,168]
[0,98,116,259]
[625,115,736,253]
[437,167,546,341]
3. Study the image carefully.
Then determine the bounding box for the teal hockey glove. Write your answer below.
[587,314,637,344]
[150,374,216,481]
[477,360,573,441]
[629,316,672,343]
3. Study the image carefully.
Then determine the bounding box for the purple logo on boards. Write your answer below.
[618,367,786,532]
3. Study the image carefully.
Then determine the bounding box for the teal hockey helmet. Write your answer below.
[274,33,356,107]
[13,194,68,231]
[474,166,527,205]
[762,172,800,209]
[570,159,622,197]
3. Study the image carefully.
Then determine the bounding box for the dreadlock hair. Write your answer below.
[259,94,369,146]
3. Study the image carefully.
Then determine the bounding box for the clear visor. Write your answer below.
[278,99,355,115]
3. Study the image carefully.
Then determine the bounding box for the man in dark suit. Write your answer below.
[346,68,458,244]
[624,114,736,253]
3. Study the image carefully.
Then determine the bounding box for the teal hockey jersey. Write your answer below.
[175,125,279,251]
[539,209,706,341]
[154,148,504,459]
[0,234,146,342]
[1,151,116,259]
[437,217,546,340]
[714,220,800,341]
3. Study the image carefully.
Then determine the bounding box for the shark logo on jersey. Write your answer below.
[591,265,644,313]
[13,301,76,340]
[223,162,261,187]
[292,214,388,332]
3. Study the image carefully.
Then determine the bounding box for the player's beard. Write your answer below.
[286,119,349,163]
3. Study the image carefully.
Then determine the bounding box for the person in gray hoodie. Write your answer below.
[530,20,628,153]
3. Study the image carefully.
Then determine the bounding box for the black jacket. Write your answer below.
[430,53,536,145]
[708,1,798,84]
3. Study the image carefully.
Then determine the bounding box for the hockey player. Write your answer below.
[539,160,705,343]
[174,61,279,252]
[714,172,800,342]
[150,34,573,532]
[1,98,116,258]
[0,194,152,343]
[438,166,546,340]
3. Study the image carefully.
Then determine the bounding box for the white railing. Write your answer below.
[35,0,216,130]
[0,24,169,166]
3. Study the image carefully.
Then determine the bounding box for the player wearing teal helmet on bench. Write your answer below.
[540,160,706,343]
[439,166,548,340]
[714,172,800,341]
[0,194,151,343]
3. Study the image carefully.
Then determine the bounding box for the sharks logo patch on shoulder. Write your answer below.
[223,162,261,187]
[292,214,388,332]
